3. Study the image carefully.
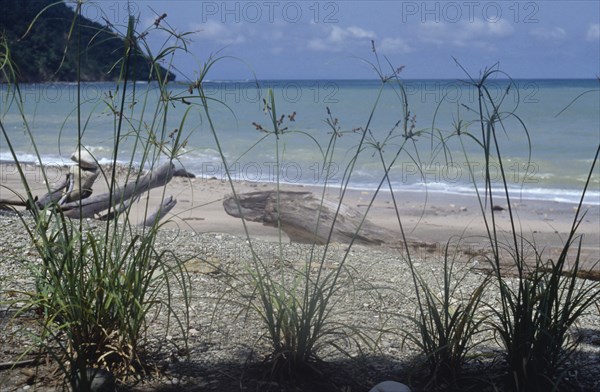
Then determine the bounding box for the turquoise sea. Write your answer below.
[1,79,599,205]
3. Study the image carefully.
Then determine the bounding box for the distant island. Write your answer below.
[0,0,174,83]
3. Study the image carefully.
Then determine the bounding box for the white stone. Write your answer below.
[71,148,98,170]
[369,381,411,392]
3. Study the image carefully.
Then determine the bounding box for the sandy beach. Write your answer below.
[1,162,598,273]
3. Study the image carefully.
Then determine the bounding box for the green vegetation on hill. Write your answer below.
[0,0,174,83]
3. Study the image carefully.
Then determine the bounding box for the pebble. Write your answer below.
[1,211,599,390]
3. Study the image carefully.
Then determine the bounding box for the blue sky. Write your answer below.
[82,1,600,80]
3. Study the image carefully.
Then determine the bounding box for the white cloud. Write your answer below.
[345,26,377,40]
[379,38,413,53]
[307,25,376,52]
[418,19,514,48]
[587,24,600,41]
[531,26,567,40]
[190,20,246,45]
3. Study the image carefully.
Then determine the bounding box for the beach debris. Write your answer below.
[223,190,398,245]
[2,148,178,226]
[60,164,99,203]
[139,195,177,227]
[59,160,175,220]
[492,205,505,211]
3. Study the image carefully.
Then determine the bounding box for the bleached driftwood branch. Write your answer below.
[223,190,397,245]
[2,147,178,225]
[60,162,175,219]
[139,195,177,227]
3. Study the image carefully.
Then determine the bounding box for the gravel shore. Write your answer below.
[1,210,599,391]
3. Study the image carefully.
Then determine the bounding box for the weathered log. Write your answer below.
[1,172,66,209]
[2,151,177,224]
[140,195,177,227]
[97,194,138,221]
[60,162,175,219]
[223,190,397,245]
[60,166,100,204]
[36,176,70,208]
[0,185,30,207]
[0,198,29,207]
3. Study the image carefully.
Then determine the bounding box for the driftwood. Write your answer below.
[35,147,100,209]
[140,195,177,227]
[97,193,138,221]
[2,151,178,225]
[61,166,99,203]
[223,191,397,245]
[36,176,70,208]
[60,162,175,219]
[0,197,29,207]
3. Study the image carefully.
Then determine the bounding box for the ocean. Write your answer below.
[1,79,599,205]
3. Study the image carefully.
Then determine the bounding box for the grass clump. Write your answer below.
[199,87,361,379]
[401,239,490,389]
[452,63,600,391]
[24,209,186,384]
[377,61,599,391]
[1,6,192,390]
[189,48,418,381]
[362,52,493,389]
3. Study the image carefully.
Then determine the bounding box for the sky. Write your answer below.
[78,0,600,80]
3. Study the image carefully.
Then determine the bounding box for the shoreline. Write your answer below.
[1,162,599,272]
[2,159,598,206]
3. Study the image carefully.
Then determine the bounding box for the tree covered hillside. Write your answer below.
[0,0,174,82]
